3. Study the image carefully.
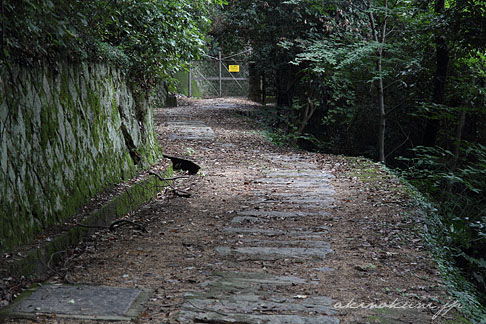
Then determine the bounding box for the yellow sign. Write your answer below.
[229,65,240,72]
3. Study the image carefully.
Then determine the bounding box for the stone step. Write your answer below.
[231,210,330,223]
[215,245,332,260]
[222,227,325,238]
[200,271,309,290]
[166,120,208,126]
[249,197,335,207]
[2,285,151,321]
[253,178,332,186]
[237,239,331,248]
[231,215,330,224]
[164,120,215,140]
[237,210,328,218]
[263,171,335,179]
[179,293,338,323]
[179,272,339,323]
[250,191,335,198]
[178,311,340,324]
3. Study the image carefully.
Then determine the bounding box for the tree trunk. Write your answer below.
[368,0,387,163]
[377,55,386,163]
[248,62,262,103]
[296,97,317,135]
[276,64,293,107]
[423,0,449,147]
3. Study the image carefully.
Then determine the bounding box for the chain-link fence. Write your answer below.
[189,51,250,98]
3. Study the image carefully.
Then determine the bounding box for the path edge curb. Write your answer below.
[5,167,173,281]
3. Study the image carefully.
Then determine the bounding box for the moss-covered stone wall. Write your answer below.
[0,62,162,250]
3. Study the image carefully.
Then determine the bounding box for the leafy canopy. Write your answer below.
[1,0,225,83]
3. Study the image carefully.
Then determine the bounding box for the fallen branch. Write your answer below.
[109,219,148,232]
[170,188,191,198]
[148,171,189,181]
[149,171,192,198]
[72,219,147,233]
[42,250,73,284]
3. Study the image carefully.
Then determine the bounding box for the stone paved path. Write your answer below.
[162,105,340,323]
[150,99,452,324]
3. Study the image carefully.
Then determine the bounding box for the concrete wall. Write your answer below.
[0,62,162,250]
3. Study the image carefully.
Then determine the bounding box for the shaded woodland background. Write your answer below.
[208,0,486,318]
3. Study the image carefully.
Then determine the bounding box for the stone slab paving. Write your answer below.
[231,210,329,224]
[178,311,339,324]
[215,245,332,260]
[179,293,338,324]
[249,170,336,209]
[254,178,332,186]
[213,103,239,109]
[239,239,331,248]
[179,272,338,324]
[231,216,271,224]
[264,171,335,179]
[231,217,330,225]
[251,191,335,198]
[165,120,215,140]
[180,153,340,323]
[166,120,207,126]
[263,154,313,163]
[249,197,335,207]
[237,210,326,218]
[183,292,335,315]
[2,285,151,321]
[200,271,309,289]
[222,227,325,238]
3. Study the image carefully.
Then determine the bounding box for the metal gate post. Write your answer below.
[218,51,222,97]
[188,64,192,97]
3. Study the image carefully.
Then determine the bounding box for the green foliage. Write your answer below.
[213,0,426,154]
[211,0,333,85]
[400,143,486,310]
[0,0,88,61]
[249,103,319,149]
[0,0,224,84]
[255,104,301,147]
